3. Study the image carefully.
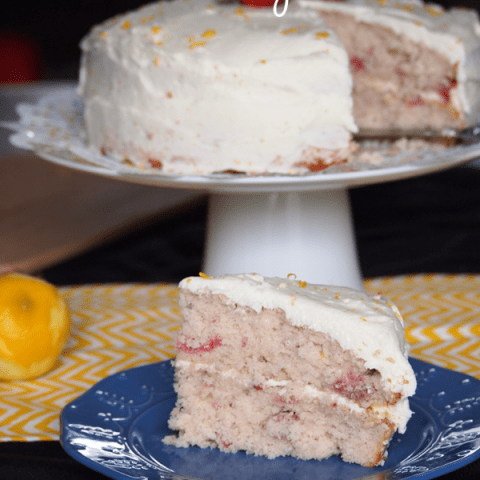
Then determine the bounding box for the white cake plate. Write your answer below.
[4,83,480,289]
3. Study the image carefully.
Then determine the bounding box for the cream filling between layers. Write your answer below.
[175,359,413,433]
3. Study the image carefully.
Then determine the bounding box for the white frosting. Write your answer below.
[79,0,480,175]
[300,0,480,122]
[78,0,355,174]
[180,273,416,398]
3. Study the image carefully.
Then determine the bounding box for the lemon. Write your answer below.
[0,273,70,381]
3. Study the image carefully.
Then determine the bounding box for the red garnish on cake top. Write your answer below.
[176,335,223,354]
[241,0,291,7]
[240,0,277,6]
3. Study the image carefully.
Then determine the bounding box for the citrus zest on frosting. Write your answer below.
[425,4,444,16]
[201,29,216,38]
[281,27,299,35]
[141,14,155,24]
[190,41,207,49]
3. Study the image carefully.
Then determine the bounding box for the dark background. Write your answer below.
[1,1,480,479]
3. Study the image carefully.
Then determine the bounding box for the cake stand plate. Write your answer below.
[4,84,480,289]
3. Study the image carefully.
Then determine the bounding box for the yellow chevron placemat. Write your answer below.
[0,283,182,442]
[366,274,480,380]
[0,275,479,442]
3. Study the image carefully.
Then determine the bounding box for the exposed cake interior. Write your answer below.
[164,274,417,467]
[320,11,463,129]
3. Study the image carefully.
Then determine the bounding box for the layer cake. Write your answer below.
[78,0,480,174]
[163,273,417,467]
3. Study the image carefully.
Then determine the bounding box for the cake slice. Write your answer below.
[164,273,417,467]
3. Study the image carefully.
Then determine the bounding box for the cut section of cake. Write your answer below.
[163,273,417,467]
[301,0,480,130]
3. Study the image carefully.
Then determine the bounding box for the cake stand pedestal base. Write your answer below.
[203,188,363,290]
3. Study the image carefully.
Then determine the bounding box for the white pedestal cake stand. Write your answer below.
[205,189,361,288]
[5,83,480,290]
[12,149,480,292]
[130,158,473,291]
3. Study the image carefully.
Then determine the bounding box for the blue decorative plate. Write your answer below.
[60,359,480,480]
